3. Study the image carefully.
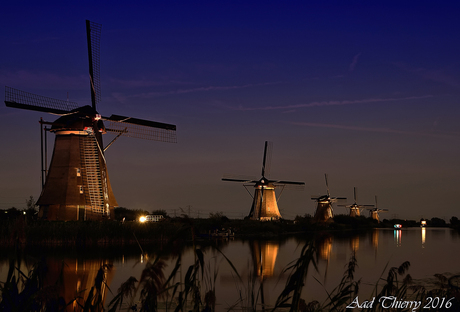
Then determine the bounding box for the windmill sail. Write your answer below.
[104,115,177,142]
[5,86,78,115]
[86,20,101,109]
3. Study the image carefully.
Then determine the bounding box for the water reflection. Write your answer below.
[394,229,402,247]
[46,258,114,311]
[2,228,460,310]
[422,227,426,247]
[316,234,333,260]
[350,235,359,252]
[371,229,379,248]
[250,240,279,279]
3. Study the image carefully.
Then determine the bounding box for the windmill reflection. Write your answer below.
[316,235,333,261]
[46,258,114,311]
[350,235,359,252]
[250,240,279,279]
[421,227,426,247]
[371,229,379,248]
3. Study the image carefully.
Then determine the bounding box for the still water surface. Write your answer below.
[1,228,459,310]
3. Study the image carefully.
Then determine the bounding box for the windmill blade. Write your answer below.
[261,141,273,178]
[86,20,101,109]
[353,187,357,203]
[104,115,177,142]
[311,195,328,201]
[4,86,78,115]
[273,180,305,185]
[324,174,330,197]
[222,178,255,183]
[331,197,347,205]
[222,174,258,183]
[273,180,305,191]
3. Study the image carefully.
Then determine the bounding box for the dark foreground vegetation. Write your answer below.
[1,230,460,312]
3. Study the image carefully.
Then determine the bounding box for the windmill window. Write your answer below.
[79,186,83,194]
[76,168,81,177]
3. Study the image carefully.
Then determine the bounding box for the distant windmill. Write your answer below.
[338,187,374,217]
[367,196,388,222]
[4,20,176,221]
[311,174,346,222]
[222,141,304,221]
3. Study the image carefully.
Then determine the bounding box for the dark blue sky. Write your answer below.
[1,1,460,219]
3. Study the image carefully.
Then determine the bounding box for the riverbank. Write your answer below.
[0,214,453,247]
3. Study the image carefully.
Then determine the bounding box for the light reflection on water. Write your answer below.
[1,228,459,310]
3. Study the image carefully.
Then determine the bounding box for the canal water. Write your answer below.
[1,227,459,310]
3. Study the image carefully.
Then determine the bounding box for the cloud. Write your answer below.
[349,52,361,72]
[394,62,460,89]
[117,81,284,99]
[291,121,460,139]
[230,95,433,111]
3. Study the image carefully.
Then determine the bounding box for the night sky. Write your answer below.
[1,1,460,220]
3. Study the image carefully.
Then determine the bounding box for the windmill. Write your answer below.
[311,174,346,222]
[338,187,374,217]
[4,20,176,221]
[367,196,388,222]
[222,141,304,221]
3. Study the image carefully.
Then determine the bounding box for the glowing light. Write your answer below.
[139,216,146,223]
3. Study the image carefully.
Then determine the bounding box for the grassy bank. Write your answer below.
[0,213,452,247]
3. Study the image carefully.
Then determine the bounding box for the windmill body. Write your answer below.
[248,179,281,221]
[312,174,346,222]
[37,106,117,220]
[313,195,334,222]
[369,209,388,222]
[223,142,304,221]
[367,196,388,222]
[349,205,361,217]
[4,21,176,221]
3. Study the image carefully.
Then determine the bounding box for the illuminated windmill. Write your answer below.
[367,196,388,222]
[4,20,176,221]
[311,174,346,222]
[338,187,374,217]
[222,141,304,221]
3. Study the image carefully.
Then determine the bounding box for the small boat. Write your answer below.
[394,224,402,229]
